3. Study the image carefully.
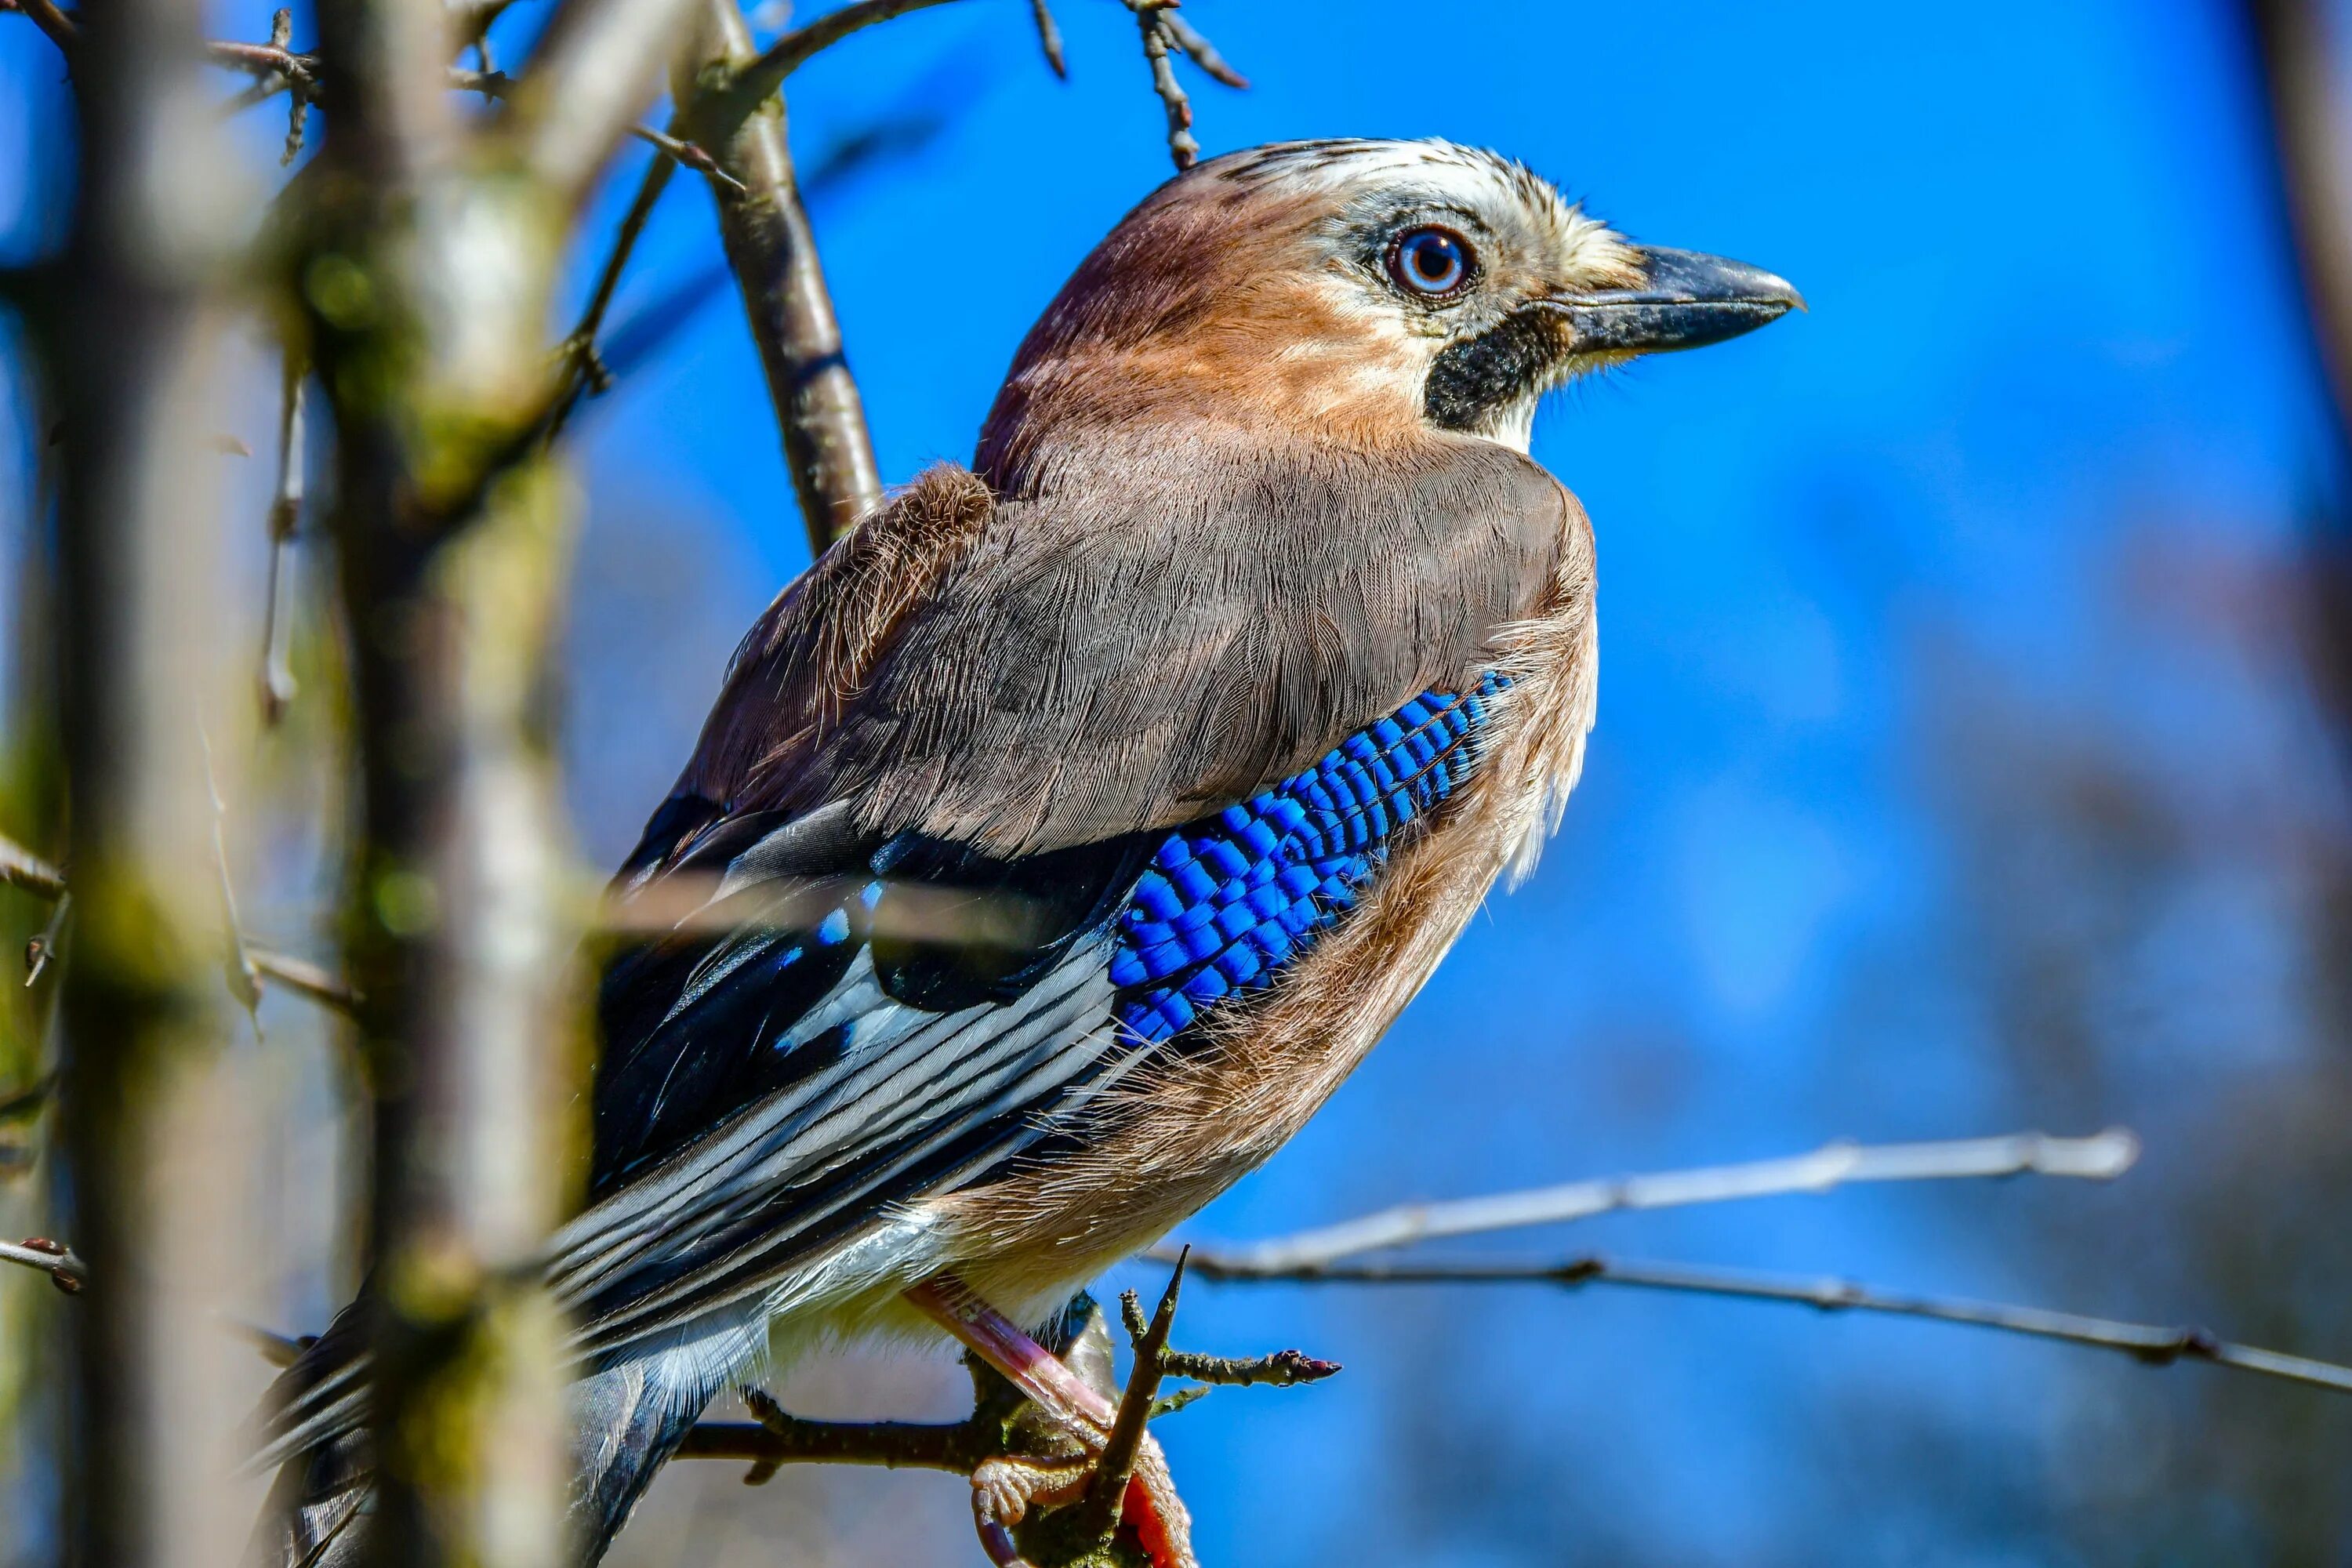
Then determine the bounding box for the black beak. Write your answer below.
[1540,247,1804,356]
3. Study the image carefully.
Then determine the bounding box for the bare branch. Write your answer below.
[674,0,884,550]
[684,1385,1003,1475]
[1160,9,1244,88]
[0,833,66,901]
[1158,1345,1338,1388]
[258,349,305,724]
[628,122,746,192]
[24,892,68,985]
[1028,0,1066,79]
[1186,1253,2352,1399]
[1130,2,1195,169]
[1167,1129,2141,1273]
[547,150,677,442]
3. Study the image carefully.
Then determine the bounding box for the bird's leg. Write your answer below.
[907,1275,1197,1568]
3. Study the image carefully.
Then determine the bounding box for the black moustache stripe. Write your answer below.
[1422,307,1559,432]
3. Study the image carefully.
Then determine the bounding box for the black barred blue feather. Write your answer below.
[577,674,1509,1302]
[1109,675,1508,1040]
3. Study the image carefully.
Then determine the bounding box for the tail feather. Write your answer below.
[252,1315,759,1568]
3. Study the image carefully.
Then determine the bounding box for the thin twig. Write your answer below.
[249,949,362,1015]
[1187,1253,2352,1399]
[259,348,305,724]
[1159,9,1244,88]
[1027,0,1065,78]
[508,0,702,205]
[0,1236,86,1293]
[546,149,677,442]
[0,834,65,901]
[1159,1345,1338,1388]
[1129,2,1196,170]
[628,122,745,192]
[693,1385,1002,1478]
[24,891,67,984]
[1166,1129,2142,1273]
[200,729,265,1036]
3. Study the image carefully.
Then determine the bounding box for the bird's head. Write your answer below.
[977,137,1800,489]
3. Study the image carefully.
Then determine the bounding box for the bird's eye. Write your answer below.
[1390,227,1472,296]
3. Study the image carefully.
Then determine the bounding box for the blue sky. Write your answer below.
[6,1,2350,1562]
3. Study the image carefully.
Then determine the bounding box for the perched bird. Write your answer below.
[258,137,1798,1566]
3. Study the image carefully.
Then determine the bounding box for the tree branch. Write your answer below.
[1165,1128,2141,1273]
[1186,1253,2352,1399]
[1129,2,1196,169]
[673,0,884,552]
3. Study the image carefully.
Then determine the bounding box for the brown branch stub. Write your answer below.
[1130,2,1196,170]
[1160,1345,1338,1388]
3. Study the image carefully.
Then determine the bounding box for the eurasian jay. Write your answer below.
[258,136,1798,1567]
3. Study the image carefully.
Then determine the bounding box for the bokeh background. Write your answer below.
[9,1,2352,1563]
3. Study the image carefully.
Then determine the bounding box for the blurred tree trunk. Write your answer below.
[50,3,247,1566]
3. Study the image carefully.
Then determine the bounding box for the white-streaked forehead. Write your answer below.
[1203,138,1622,270]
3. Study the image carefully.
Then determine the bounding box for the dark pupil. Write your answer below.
[1408,234,1457,286]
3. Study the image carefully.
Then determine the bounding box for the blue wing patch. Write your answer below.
[1110,673,1509,1042]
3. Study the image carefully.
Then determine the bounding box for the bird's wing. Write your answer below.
[683,431,1572,855]
[558,433,1568,1340]
[258,435,1569,1457]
